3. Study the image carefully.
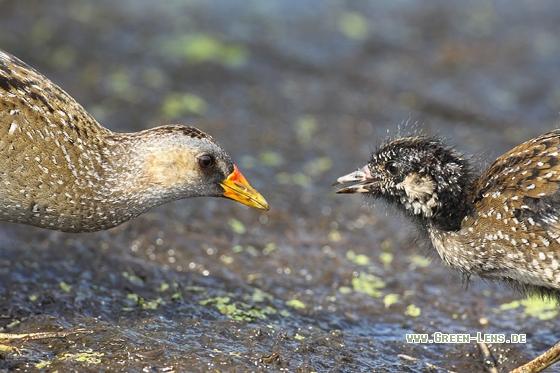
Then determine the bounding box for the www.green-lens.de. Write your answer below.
[406,332,526,344]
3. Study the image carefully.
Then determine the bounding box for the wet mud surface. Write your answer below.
[1,1,560,372]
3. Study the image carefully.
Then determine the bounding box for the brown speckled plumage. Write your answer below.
[335,130,560,297]
[434,131,560,296]
[0,49,268,232]
[335,131,560,372]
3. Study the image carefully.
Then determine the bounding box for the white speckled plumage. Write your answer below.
[335,131,560,298]
[0,49,268,232]
[335,131,560,373]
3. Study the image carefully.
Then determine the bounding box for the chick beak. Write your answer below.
[221,165,270,210]
[333,164,375,194]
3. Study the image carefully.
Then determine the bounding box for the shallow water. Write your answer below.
[0,1,560,372]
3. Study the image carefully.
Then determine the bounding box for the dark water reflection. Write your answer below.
[0,0,560,371]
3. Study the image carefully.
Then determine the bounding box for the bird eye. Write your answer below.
[198,155,215,169]
[385,161,399,175]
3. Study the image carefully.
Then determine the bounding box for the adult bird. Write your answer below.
[0,49,268,233]
[334,130,560,373]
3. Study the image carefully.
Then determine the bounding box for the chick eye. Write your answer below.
[385,161,399,175]
[198,155,215,169]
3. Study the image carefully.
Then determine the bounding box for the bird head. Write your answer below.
[134,125,269,211]
[334,136,474,230]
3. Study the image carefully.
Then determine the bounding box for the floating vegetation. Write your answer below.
[199,288,289,321]
[405,304,421,317]
[407,254,431,268]
[161,92,207,120]
[346,250,371,266]
[125,294,164,311]
[259,151,284,167]
[338,12,369,40]
[498,297,558,321]
[122,271,144,286]
[59,282,71,293]
[275,171,312,187]
[161,33,248,67]
[294,115,318,146]
[35,349,104,367]
[59,349,104,364]
[383,294,399,309]
[345,272,386,298]
[228,218,246,234]
[303,156,333,178]
[286,299,306,309]
[379,252,393,267]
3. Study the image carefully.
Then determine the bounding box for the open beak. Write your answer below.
[332,164,375,194]
[221,165,269,210]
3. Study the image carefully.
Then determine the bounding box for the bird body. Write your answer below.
[0,49,268,232]
[335,130,560,298]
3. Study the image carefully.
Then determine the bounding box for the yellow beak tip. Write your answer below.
[220,165,270,211]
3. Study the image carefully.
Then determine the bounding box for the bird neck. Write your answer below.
[104,130,194,209]
[427,185,474,232]
[408,167,477,233]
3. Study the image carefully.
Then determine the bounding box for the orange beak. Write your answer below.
[220,165,269,211]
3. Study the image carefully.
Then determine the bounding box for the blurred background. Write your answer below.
[1,1,559,371]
